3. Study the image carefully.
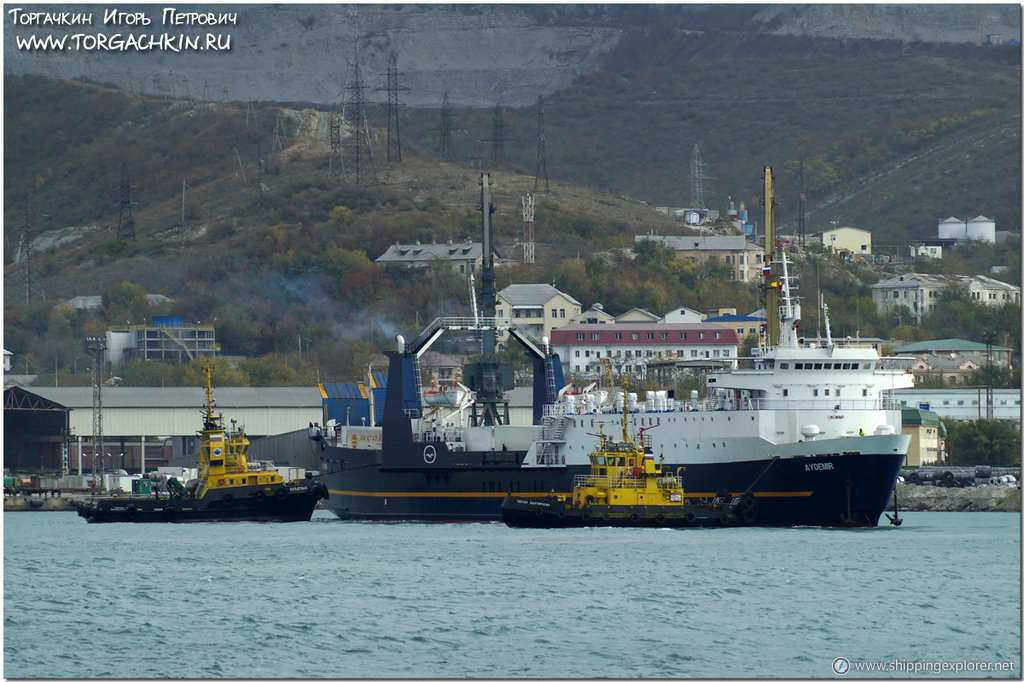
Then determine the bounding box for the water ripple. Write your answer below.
[3,510,1020,678]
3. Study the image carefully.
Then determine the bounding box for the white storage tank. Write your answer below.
[966,215,996,243]
[937,216,967,240]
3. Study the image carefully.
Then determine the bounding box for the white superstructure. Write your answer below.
[523,252,913,467]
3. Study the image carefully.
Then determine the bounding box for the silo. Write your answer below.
[937,216,967,240]
[966,215,995,243]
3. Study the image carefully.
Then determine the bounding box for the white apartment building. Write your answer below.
[634,234,766,282]
[871,273,1020,324]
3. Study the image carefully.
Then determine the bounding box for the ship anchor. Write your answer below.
[839,480,856,525]
[885,487,903,526]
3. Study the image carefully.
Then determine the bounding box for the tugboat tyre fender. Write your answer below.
[275,487,288,501]
[742,506,758,524]
[629,513,641,523]
[580,511,592,521]
[252,490,265,502]
[684,511,696,524]
[221,493,234,507]
[124,506,138,521]
[654,514,665,524]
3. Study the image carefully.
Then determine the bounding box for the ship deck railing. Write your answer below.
[545,396,901,416]
[573,474,682,490]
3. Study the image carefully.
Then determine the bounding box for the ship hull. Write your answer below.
[318,449,904,527]
[75,481,327,523]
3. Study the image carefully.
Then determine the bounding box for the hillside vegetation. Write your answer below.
[3,47,1020,387]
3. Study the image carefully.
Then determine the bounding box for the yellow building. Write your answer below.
[900,407,946,467]
[496,284,582,346]
[819,226,872,256]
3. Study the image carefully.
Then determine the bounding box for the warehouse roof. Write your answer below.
[894,339,1010,354]
[28,387,321,410]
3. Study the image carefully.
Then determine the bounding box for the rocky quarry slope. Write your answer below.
[4,5,1019,106]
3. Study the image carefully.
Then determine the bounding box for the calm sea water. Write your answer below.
[4,511,1020,679]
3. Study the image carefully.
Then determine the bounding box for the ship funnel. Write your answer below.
[396,334,405,353]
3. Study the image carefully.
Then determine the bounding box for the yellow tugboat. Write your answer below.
[501,409,757,528]
[77,366,327,523]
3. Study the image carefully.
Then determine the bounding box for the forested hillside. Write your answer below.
[3,41,1020,388]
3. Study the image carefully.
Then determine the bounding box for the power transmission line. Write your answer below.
[116,161,136,240]
[534,95,550,194]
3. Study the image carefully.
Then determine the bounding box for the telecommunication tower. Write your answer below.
[522,193,535,264]
[17,206,46,305]
[116,161,136,240]
[689,143,708,211]
[534,96,550,193]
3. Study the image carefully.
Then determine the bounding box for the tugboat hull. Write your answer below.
[76,481,327,523]
[500,494,744,528]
